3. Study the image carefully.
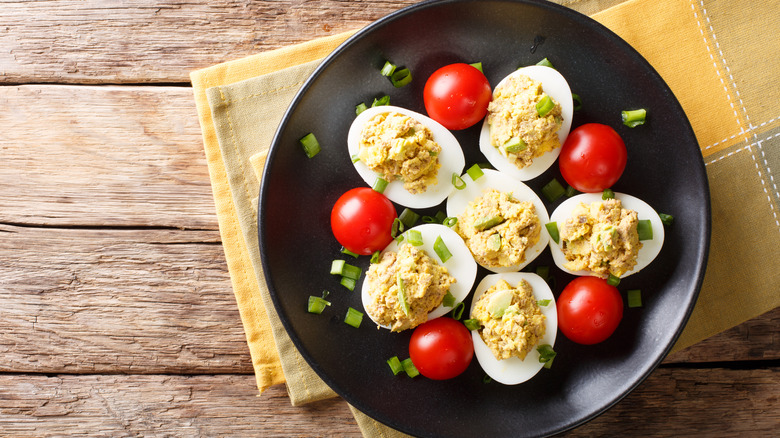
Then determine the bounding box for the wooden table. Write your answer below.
[1,1,777,436]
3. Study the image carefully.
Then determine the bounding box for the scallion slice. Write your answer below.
[344,307,363,328]
[299,133,320,158]
[452,173,466,190]
[536,57,554,69]
[341,263,362,281]
[463,319,482,331]
[435,210,447,223]
[607,274,621,287]
[370,251,381,264]
[442,291,456,307]
[373,177,388,193]
[330,259,346,275]
[355,102,368,115]
[482,375,493,384]
[307,291,331,314]
[340,276,357,291]
[536,265,550,280]
[390,68,412,88]
[504,137,527,154]
[372,95,390,107]
[659,213,674,225]
[622,108,647,127]
[536,95,555,117]
[542,178,566,202]
[397,273,410,316]
[637,219,653,240]
[340,246,359,258]
[443,217,458,228]
[565,185,579,198]
[387,356,403,375]
[572,93,583,111]
[380,61,396,76]
[451,302,465,320]
[602,188,615,200]
[545,222,560,244]
[466,163,485,181]
[351,154,361,163]
[627,289,643,308]
[406,229,423,246]
[401,358,419,378]
[537,299,551,307]
[434,235,452,262]
[469,62,484,73]
[537,344,557,369]
[390,217,403,239]
[399,208,419,229]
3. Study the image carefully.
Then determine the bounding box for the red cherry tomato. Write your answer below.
[557,277,623,345]
[330,187,396,255]
[559,123,627,193]
[409,317,474,380]
[423,63,492,131]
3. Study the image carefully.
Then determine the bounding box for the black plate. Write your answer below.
[259,1,710,436]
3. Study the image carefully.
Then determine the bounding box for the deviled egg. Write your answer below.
[548,192,665,279]
[347,105,466,209]
[446,169,550,273]
[361,223,477,331]
[479,65,574,181]
[469,272,557,385]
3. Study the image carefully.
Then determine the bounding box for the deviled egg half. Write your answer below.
[479,65,574,181]
[347,105,466,209]
[446,169,550,273]
[469,272,557,385]
[361,223,477,332]
[548,192,665,279]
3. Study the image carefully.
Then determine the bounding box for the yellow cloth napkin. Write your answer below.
[191,0,779,436]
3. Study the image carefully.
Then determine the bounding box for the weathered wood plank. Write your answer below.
[0,0,419,84]
[0,224,252,374]
[0,368,775,437]
[0,85,216,229]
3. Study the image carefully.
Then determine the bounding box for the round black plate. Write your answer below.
[259,1,710,436]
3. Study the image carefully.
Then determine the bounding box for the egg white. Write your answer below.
[548,192,665,278]
[478,65,574,181]
[361,223,478,330]
[445,168,550,273]
[347,105,466,209]
[469,272,557,385]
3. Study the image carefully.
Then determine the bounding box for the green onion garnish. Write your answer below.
[602,188,615,200]
[659,213,674,225]
[536,57,554,69]
[572,93,583,111]
[434,235,452,262]
[452,173,467,190]
[399,208,420,229]
[622,108,647,127]
[372,95,390,107]
[536,265,550,280]
[637,219,653,240]
[341,247,359,258]
[463,319,482,331]
[397,273,410,316]
[469,62,484,73]
[542,178,566,202]
[443,217,458,228]
[435,210,447,223]
[373,177,388,193]
[390,217,403,239]
[390,68,412,88]
[607,274,621,287]
[340,276,357,291]
[344,307,363,328]
[537,344,557,369]
[355,102,368,115]
[351,154,361,163]
[451,302,465,320]
[401,358,419,378]
[406,229,423,246]
[370,251,381,264]
[627,289,642,308]
[341,264,362,281]
[387,356,403,375]
[421,215,437,224]
[545,222,560,244]
[330,260,346,275]
[299,133,320,158]
[380,61,396,76]
[482,375,493,384]
[565,185,579,197]
[307,291,331,314]
[466,163,485,181]
[536,95,555,117]
[537,299,551,307]
[442,291,456,307]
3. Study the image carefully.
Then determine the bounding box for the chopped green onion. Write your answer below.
[545,222,560,244]
[572,93,583,111]
[397,273,410,316]
[442,291,456,307]
[637,219,653,240]
[370,251,381,264]
[390,218,403,239]
[307,291,331,314]
[373,177,388,193]
[443,217,458,228]
[387,356,403,375]
[406,229,423,246]
[434,235,452,262]
[542,178,566,202]
[627,289,643,308]
[452,173,467,190]
[372,95,390,107]
[622,108,647,127]
[466,163,485,181]
[536,57,554,69]
[607,274,621,287]
[463,319,482,331]
[659,213,674,225]
[536,95,555,117]
[340,276,357,291]
[344,307,363,328]
[340,247,359,258]
[435,210,447,223]
[390,68,412,88]
[380,61,396,76]
[602,188,615,200]
[565,185,579,197]
[504,137,528,153]
[473,215,504,231]
[355,102,368,115]
[330,260,346,275]
[537,344,557,369]
[451,302,465,320]
[482,375,493,384]
[299,133,321,158]
[421,215,437,224]
[537,299,551,307]
[350,154,361,163]
[401,358,419,378]
[469,62,483,73]
[399,208,420,229]
[341,263,362,281]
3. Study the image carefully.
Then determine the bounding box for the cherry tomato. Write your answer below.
[409,317,474,380]
[557,277,623,345]
[423,63,492,131]
[330,187,396,255]
[559,123,627,193]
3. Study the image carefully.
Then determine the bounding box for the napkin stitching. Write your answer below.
[702,115,779,152]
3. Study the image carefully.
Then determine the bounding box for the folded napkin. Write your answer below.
[190,0,779,436]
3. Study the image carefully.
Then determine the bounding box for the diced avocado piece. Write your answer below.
[487,289,514,319]
[473,215,504,231]
[487,233,501,251]
[504,137,527,153]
